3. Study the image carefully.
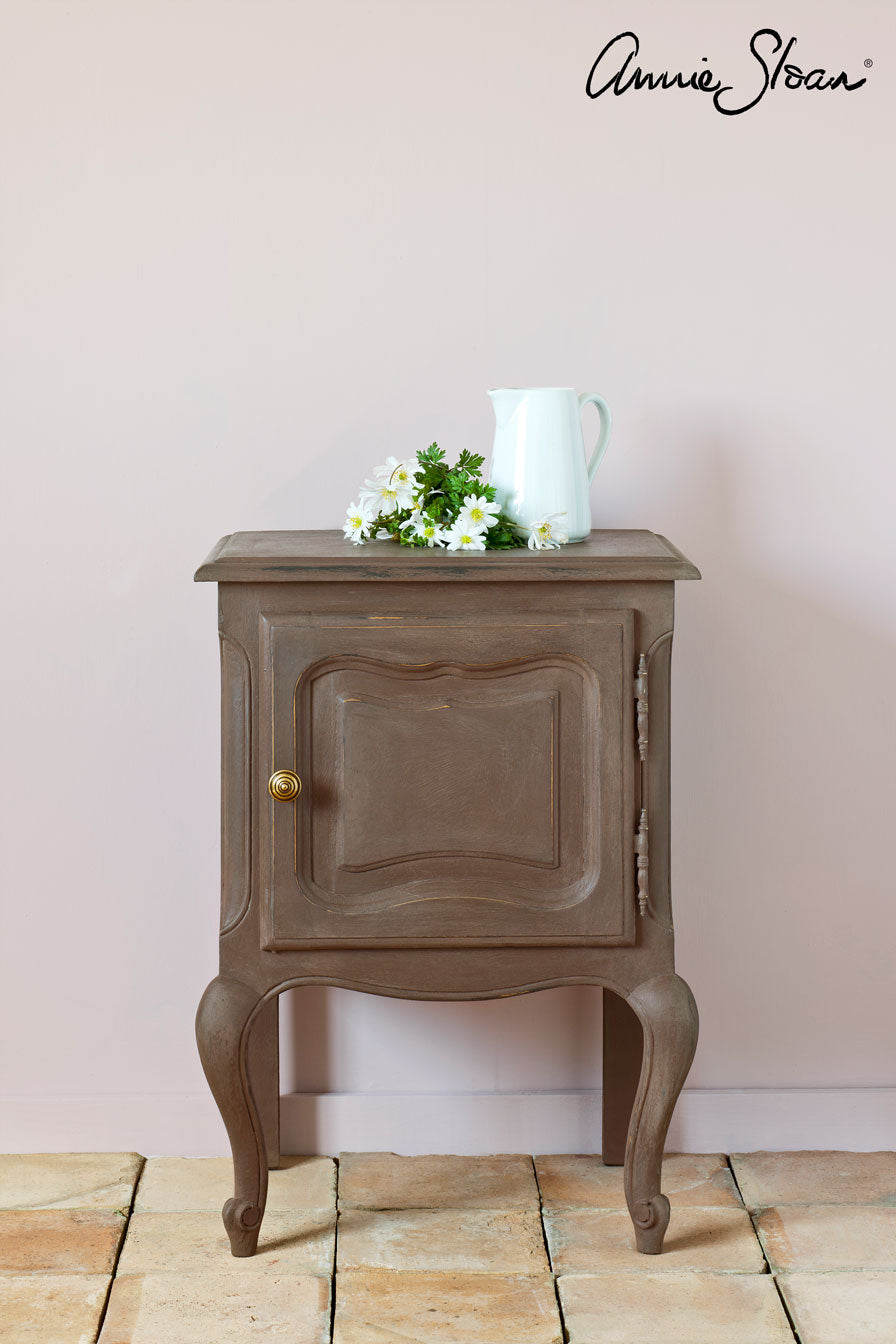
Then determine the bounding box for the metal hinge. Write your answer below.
[635,808,649,917]
[635,654,648,761]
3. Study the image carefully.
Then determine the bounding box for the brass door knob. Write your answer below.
[268,769,302,801]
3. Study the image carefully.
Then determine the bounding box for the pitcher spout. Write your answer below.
[487,387,524,432]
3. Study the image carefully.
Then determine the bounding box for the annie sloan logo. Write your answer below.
[586,29,870,116]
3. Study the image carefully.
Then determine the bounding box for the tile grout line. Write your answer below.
[91,1153,146,1343]
[724,1154,801,1343]
[329,1157,339,1344]
[531,1154,568,1344]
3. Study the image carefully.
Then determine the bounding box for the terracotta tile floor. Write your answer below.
[1,1150,894,1342]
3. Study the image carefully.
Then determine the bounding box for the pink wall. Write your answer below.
[2,1,893,1153]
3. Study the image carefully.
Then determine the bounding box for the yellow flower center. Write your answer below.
[383,488,396,500]
[538,523,551,537]
[470,507,483,522]
[351,516,362,528]
[461,533,472,544]
[424,525,434,536]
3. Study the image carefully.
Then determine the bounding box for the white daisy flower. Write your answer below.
[457,493,500,533]
[389,456,421,506]
[445,520,487,551]
[361,455,418,511]
[343,501,374,545]
[409,515,447,547]
[360,477,400,515]
[401,508,443,538]
[527,512,569,550]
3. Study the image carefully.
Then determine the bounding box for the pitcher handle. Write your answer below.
[578,393,612,483]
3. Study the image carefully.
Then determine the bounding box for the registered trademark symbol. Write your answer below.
[865,59,873,67]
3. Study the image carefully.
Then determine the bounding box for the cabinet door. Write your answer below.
[260,609,636,948]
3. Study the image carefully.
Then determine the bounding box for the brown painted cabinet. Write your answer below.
[195,530,700,1257]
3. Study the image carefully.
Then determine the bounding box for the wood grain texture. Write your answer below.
[247,997,280,1170]
[624,973,700,1253]
[219,635,251,934]
[195,530,701,583]
[196,530,700,1257]
[262,609,634,949]
[195,976,268,1256]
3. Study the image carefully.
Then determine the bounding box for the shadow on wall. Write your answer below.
[280,429,896,1147]
[650,431,895,1089]
[280,983,605,1155]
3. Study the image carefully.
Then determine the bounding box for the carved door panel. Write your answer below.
[261,609,636,948]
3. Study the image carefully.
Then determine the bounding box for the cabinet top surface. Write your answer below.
[195,530,700,583]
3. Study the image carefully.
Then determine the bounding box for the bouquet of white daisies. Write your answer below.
[343,443,569,552]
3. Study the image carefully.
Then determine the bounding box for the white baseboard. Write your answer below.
[280,1088,896,1155]
[2,1089,894,1155]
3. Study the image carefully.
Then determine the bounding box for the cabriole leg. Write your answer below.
[248,996,281,1169]
[624,973,698,1254]
[196,975,269,1256]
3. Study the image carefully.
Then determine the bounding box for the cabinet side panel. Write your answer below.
[220,634,251,934]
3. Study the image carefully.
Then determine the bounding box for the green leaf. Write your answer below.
[362,443,530,551]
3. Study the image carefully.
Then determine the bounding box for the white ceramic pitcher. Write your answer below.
[488,387,612,542]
